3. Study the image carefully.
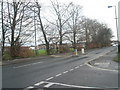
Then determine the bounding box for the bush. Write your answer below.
[3,51,12,60]
[35,49,47,56]
[114,54,120,63]
[19,48,34,58]
[59,46,70,53]
[70,48,74,52]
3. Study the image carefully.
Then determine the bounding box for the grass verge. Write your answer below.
[114,53,120,63]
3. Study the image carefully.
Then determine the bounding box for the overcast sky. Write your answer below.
[40,0,120,40]
[4,0,120,42]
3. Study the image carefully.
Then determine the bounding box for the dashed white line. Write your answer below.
[69,69,74,71]
[44,83,54,88]
[32,62,43,65]
[13,64,31,68]
[13,61,43,69]
[75,66,79,69]
[46,77,54,81]
[34,81,44,86]
[26,86,34,89]
[63,71,68,74]
[56,73,62,77]
[80,64,84,66]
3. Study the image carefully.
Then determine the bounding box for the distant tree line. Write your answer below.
[1,0,112,59]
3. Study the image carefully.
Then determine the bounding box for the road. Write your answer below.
[2,47,118,89]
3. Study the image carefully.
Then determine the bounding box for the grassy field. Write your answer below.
[33,49,47,56]
[33,48,74,56]
[114,53,120,63]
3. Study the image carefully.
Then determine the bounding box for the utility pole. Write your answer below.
[34,8,37,55]
[1,0,4,56]
[118,1,120,53]
[108,5,119,53]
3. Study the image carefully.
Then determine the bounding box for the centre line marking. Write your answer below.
[75,66,79,69]
[63,71,68,74]
[70,69,74,71]
[34,81,44,86]
[32,62,43,65]
[80,64,83,66]
[46,77,54,81]
[44,83,54,88]
[13,62,43,69]
[13,64,31,68]
[26,86,34,89]
[56,73,62,77]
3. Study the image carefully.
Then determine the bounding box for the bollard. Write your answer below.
[74,49,78,55]
[81,48,85,54]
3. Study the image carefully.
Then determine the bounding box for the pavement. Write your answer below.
[1,52,73,65]
[88,48,119,71]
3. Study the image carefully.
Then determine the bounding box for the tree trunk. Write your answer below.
[59,18,62,45]
[36,2,50,55]
[46,42,50,55]
[73,30,76,49]
[85,28,88,49]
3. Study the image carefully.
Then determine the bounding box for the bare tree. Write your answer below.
[67,3,82,49]
[35,1,50,55]
[7,1,26,57]
[81,17,112,48]
[96,24,112,46]
[81,17,96,48]
[1,0,33,58]
[50,1,73,46]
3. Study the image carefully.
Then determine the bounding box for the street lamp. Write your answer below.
[108,5,120,53]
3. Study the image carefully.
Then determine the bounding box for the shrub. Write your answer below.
[114,54,120,63]
[3,51,12,60]
[19,48,34,58]
[59,46,70,53]
[70,48,74,52]
[35,49,47,56]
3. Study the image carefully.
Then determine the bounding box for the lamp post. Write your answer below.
[108,5,120,53]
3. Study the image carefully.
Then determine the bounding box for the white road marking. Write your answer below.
[80,64,83,66]
[86,63,118,72]
[46,77,54,81]
[26,86,34,89]
[14,64,31,68]
[94,62,110,65]
[32,62,43,65]
[56,73,62,77]
[75,66,79,69]
[84,53,118,72]
[69,69,74,71]
[13,61,43,68]
[44,83,54,88]
[63,71,68,74]
[34,81,44,86]
[44,81,100,88]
